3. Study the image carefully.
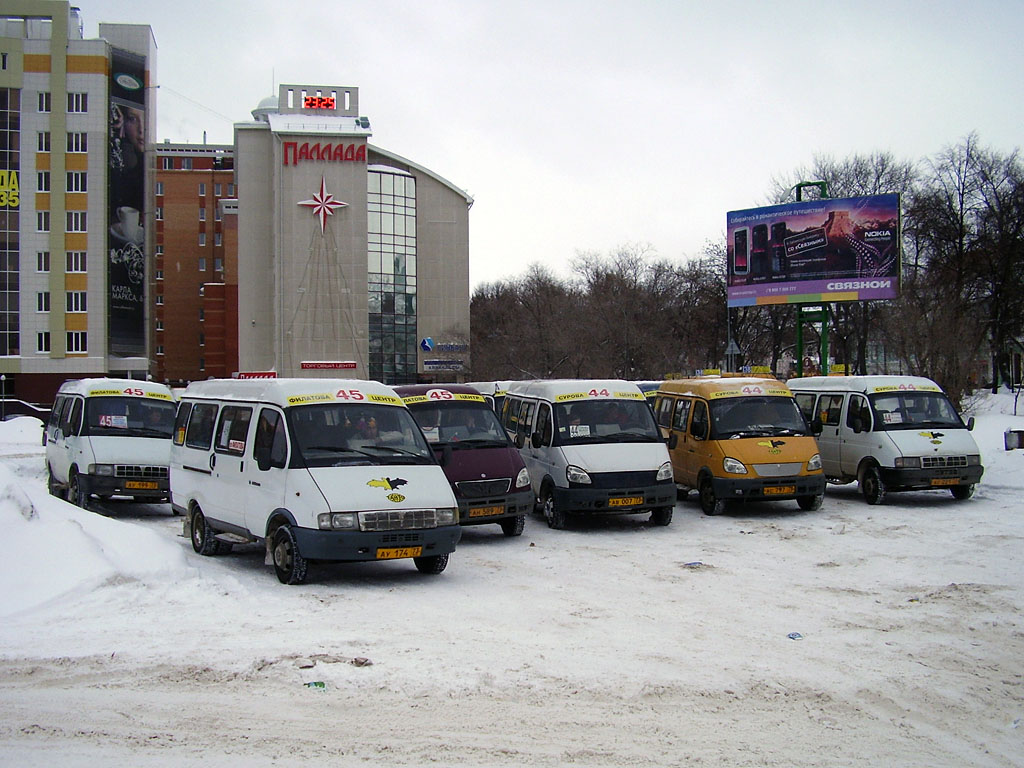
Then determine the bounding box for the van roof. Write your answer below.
[464,381,517,396]
[787,375,943,394]
[393,384,488,406]
[657,376,794,399]
[179,378,405,407]
[57,378,175,401]
[505,379,646,402]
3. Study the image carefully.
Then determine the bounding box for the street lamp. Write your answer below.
[1,374,6,421]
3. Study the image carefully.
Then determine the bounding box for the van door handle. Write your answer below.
[209,453,216,470]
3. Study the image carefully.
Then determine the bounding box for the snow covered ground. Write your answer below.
[1,392,1023,767]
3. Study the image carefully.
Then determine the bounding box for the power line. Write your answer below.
[158,85,235,124]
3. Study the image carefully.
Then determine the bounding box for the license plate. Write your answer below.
[608,496,643,507]
[376,546,422,560]
[764,485,795,496]
[931,478,958,486]
[468,505,504,518]
[124,480,159,490]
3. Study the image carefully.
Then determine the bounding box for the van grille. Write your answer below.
[115,465,169,480]
[587,470,659,489]
[360,509,439,531]
[753,463,803,477]
[456,478,511,498]
[922,455,967,469]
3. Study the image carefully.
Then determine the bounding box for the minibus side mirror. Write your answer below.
[811,417,823,436]
[966,416,975,431]
[531,431,543,449]
[691,422,707,441]
[667,432,678,449]
[441,444,453,466]
[851,417,863,434]
[514,432,525,449]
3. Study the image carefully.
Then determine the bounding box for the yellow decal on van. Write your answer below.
[387,493,406,503]
[555,392,587,402]
[87,387,174,401]
[287,393,333,405]
[402,392,487,405]
[612,392,645,400]
[757,439,786,454]
[919,431,944,444]
[368,477,408,491]
[367,393,402,405]
[708,386,791,399]
[871,384,941,393]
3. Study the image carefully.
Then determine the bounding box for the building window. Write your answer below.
[36,292,50,312]
[199,332,205,347]
[37,132,50,152]
[1,53,7,70]
[66,331,87,353]
[36,251,50,272]
[67,92,88,113]
[198,257,206,271]
[66,291,87,312]
[156,345,164,355]
[214,232,222,246]
[66,251,87,272]
[155,206,163,221]
[156,245,164,255]
[66,132,88,153]
[66,211,87,232]
[155,269,163,280]
[199,308,204,321]
[198,183,206,196]
[214,206,222,222]
[66,171,87,192]
[155,181,163,195]
[199,357,205,371]
[161,157,173,170]
[155,294,163,305]
[198,285,205,297]
[183,158,193,170]
[214,257,223,272]
[36,171,50,192]
[38,92,51,112]
[228,184,235,196]
[36,211,50,232]
[37,331,51,353]
[155,319,163,331]
[198,233,206,246]
[215,183,222,196]
[199,207,206,221]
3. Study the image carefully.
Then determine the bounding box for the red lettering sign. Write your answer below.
[300,361,357,369]
[283,142,367,166]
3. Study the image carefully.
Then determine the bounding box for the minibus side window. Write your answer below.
[655,396,673,428]
[173,402,193,446]
[794,393,816,421]
[534,403,552,446]
[820,395,844,426]
[59,397,77,435]
[672,398,691,431]
[516,401,535,448]
[215,406,253,456]
[690,400,709,440]
[68,398,84,436]
[847,394,871,431]
[185,403,218,449]
[253,408,288,470]
[48,396,66,429]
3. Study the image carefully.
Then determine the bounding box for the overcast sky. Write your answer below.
[82,0,1024,289]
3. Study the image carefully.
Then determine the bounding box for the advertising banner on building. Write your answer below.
[107,48,147,357]
[726,194,901,307]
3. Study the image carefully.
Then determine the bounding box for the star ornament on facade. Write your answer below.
[298,176,348,233]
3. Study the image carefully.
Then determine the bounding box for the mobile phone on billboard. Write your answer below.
[733,228,748,275]
[771,222,787,275]
[752,224,769,275]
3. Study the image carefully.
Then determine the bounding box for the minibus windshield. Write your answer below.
[554,399,661,445]
[85,396,176,438]
[869,391,964,431]
[410,402,510,449]
[289,403,434,466]
[709,396,810,439]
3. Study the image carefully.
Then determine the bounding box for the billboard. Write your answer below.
[726,194,901,307]
[107,48,148,357]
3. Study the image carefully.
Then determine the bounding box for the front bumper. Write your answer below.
[878,465,984,491]
[458,488,534,526]
[711,473,826,502]
[552,481,676,515]
[78,473,170,500]
[291,524,462,562]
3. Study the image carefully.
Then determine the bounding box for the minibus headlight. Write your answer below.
[894,456,921,469]
[656,461,673,482]
[436,507,457,525]
[317,513,358,530]
[566,465,591,485]
[806,453,822,472]
[723,457,747,475]
[90,464,115,476]
[515,467,531,488]
[966,454,981,466]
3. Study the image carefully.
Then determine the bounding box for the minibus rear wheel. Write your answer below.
[699,476,725,516]
[190,507,220,556]
[47,467,65,500]
[272,525,308,585]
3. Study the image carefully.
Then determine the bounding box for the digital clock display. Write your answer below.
[303,96,336,110]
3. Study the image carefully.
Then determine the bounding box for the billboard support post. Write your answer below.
[794,181,829,377]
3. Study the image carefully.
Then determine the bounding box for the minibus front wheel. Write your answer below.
[47,466,65,500]
[860,465,887,505]
[540,486,567,530]
[272,525,308,585]
[698,476,726,516]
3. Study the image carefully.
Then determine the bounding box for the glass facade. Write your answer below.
[368,169,417,384]
[0,88,20,356]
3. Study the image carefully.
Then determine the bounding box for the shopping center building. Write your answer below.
[236,84,473,384]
